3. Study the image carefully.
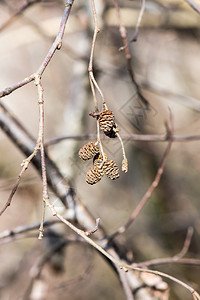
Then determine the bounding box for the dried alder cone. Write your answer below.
[98,109,119,138]
[85,166,103,185]
[80,105,128,183]
[78,142,99,160]
[79,142,120,185]
[103,160,120,180]
[86,153,120,185]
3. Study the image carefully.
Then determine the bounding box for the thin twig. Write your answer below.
[119,0,146,50]
[34,75,47,239]
[117,266,135,300]
[85,218,100,236]
[0,0,74,98]
[88,2,129,172]
[176,226,194,259]
[0,0,40,32]
[0,136,41,216]
[88,0,107,162]
[43,209,200,300]
[185,0,200,14]
[88,0,105,105]
[1,99,199,300]
[0,102,81,213]
[45,133,200,145]
[133,257,200,268]
[113,0,149,108]
[109,113,174,241]
[125,264,200,300]
[0,219,60,241]
[133,227,196,267]
[0,1,75,217]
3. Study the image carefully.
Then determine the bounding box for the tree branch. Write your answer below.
[109,113,174,241]
[113,0,149,108]
[44,133,200,145]
[0,0,74,98]
[0,103,169,300]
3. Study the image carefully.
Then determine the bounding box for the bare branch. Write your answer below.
[119,0,146,49]
[109,112,174,241]
[0,103,76,210]
[34,75,47,239]
[0,0,74,98]
[1,96,199,300]
[126,264,200,300]
[44,133,200,145]
[88,0,105,107]
[117,266,135,300]
[0,103,170,299]
[0,1,75,217]
[133,227,197,268]
[0,219,60,241]
[176,227,194,259]
[0,161,31,216]
[0,0,40,32]
[85,218,100,236]
[134,257,200,268]
[113,0,149,108]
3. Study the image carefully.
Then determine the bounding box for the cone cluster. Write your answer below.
[79,142,120,185]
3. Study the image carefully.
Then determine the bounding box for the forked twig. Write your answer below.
[2,223,200,270]
[119,0,146,50]
[0,0,74,98]
[0,1,74,217]
[113,0,149,108]
[88,0,107,160]
[109,112,174,241]
[88,0,105,105]
[85,218,100,236]
[134,227,196,267]
[0,103,199,300]
[38,208,200,300]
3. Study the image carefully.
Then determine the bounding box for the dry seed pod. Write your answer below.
[85,166,103,185]
[98,110,115,134]
[103,160,120,180]
[79,142,99,160]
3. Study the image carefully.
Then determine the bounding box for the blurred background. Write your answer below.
[0,0,200,299]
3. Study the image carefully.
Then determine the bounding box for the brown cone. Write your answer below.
[79,142,99,160]
[85,166,103,185]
